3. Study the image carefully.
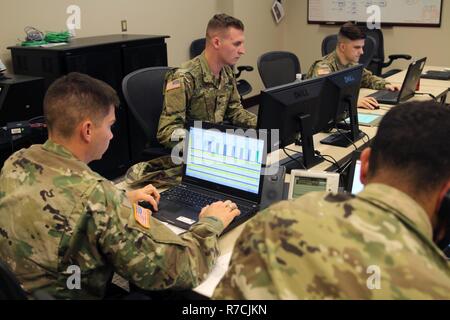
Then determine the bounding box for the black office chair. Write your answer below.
[0,259,27,300]
[363,28,412,78]
[122,67,172,162]
[189,38,253,97]
[257,51,301,88]
[321,34,377,69]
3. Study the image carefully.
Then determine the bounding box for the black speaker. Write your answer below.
[260,165,287,210]
[0,75,45,126]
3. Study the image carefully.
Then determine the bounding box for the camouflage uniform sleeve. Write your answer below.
[92,181,224,290]
[224,77,257,129]
[213,212,278,300]
[305,60,333,79]
[361,67,390,90]
[157,71,194,149]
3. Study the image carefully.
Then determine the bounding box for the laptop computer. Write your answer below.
[368,57,427,105]
[345,151,364,194]
[151,122,266,234]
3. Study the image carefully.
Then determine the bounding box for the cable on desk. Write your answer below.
[334,125,358,150]
[343,118,369,144]
[414,92,438,101]
[282,147,306,170]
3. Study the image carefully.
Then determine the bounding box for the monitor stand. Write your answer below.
[279,114,323,173]
[320,100,364,148]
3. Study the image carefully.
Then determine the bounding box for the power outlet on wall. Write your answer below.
[121,20,127,32]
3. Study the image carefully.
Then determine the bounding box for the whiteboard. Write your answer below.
[308,0,443,27]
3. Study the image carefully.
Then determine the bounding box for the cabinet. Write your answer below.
[9,34,169,179]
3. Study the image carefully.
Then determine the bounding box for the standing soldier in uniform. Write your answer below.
[0,72,240,299]
[306,22,400,110]
[214,100,450,300]
[157,13,257,149]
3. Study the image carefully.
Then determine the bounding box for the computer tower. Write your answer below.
[0,75,45,126]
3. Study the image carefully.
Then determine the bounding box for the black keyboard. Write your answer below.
[421,71,450,80]
[161,185,255,215]
[369,90,399,100]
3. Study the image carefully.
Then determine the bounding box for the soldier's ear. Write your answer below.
[80,120,93,143]
[360,148,371,185]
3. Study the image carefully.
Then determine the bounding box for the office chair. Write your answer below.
[122,67,172,162]
[321,34,377,69]
[0,259,27,300]
[363,28,412,78]
[257,51,301,88]
[189,38,253,97]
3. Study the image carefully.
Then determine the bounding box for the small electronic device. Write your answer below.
[288,170,339,200]
[345,113,382,127]
[345,151,364,194]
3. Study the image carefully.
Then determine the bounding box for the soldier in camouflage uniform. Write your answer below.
[214,101,450,299]
[306,22,400,110]
[0,73,241,299]
[157,14,257,149]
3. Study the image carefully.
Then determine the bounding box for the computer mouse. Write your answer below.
[138,201,154,212]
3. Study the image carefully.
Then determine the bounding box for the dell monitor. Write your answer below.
[319,64,365,147]
[257,76,327,172]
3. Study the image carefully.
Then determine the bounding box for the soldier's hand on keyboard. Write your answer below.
[385,83,400,91]
[126,184,160,211]
[199,200,241,228]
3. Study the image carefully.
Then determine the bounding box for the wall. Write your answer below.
[0,0,216,69]
[283,0,450,74]
[0,0,284,97]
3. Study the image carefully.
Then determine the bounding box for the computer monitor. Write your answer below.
[257,76,327,171]
[319,64,365,147]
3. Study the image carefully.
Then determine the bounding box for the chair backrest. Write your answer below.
[0,259,27,300]
[321,34,338,56]
[364,28,385,75]
[257,51,301,88]
[321,34,377,69]
[190,38,206,59]
[122,66,172,147]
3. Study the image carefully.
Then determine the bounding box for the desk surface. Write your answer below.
[387,65,450,89]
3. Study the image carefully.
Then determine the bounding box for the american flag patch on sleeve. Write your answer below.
[166,79,181,91]
[133,204,150,229]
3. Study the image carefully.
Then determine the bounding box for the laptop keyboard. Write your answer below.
[161,185,255,215]
[369,90,399,100]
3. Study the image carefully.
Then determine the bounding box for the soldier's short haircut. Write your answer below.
[206,13,244,40]
[44,72,119,138]
[369,101,450,192]
[338,22,366,42]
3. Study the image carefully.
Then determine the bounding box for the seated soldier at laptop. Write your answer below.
[306,22,400,110]
[157,14,257,149]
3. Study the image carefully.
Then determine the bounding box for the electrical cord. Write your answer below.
[21,27,70,47]
[282,147,306,170]
[314,150,342,172]
[334,125,358,150]
[414,92,438,102]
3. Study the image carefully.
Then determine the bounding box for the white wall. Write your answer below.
[283,0,450,74]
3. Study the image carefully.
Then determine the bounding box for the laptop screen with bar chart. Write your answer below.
[185,126,265,195]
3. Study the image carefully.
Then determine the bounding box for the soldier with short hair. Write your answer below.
[0,72,240,299]
[214,100,450,300]
[157,13,257,149]
[306,22,401,110]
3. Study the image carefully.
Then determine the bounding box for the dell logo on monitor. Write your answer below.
[293,89,309,99]
[344,75,355,83]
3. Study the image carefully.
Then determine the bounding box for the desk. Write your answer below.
[386,65,450,103]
